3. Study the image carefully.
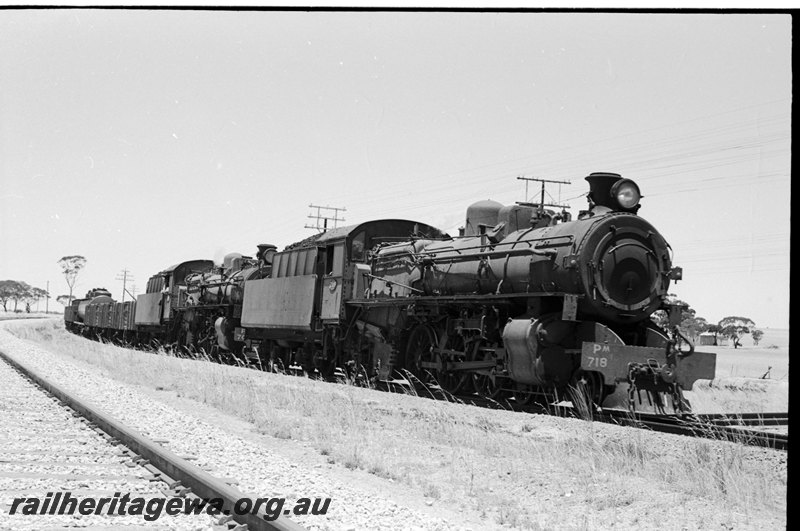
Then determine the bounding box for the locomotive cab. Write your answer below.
[309,220,448,325]
[134,259,214,328]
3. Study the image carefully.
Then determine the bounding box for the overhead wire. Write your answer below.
[332,117,789,219]
[255,99,790,249]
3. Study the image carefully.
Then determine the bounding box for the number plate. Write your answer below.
[580,342,665,383]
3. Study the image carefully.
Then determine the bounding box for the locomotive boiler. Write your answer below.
[359,173,715,411]
[174,246,275,355]
[376,175,676,323]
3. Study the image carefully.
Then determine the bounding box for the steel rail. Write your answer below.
[618,410,791,429]
[691,412,789,426]
[447,389,788,451]
[0,348,306,531]
[596,409,788,451]
[613,410,789,424]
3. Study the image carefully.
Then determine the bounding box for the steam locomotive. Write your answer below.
[65,173,716,413]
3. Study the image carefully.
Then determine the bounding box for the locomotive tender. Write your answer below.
[65,173,715,412]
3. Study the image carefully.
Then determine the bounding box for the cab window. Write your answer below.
[326,243,345,276]
[351,231,366,261]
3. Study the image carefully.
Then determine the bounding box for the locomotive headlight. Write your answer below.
[610,179,641,211]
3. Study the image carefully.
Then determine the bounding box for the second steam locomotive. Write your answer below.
[65,173,716,413]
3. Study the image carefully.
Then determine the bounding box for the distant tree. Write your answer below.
[651,294,682,329]
[6,281,32,312]
[751,329,764,346]
[56,295,72,307]
[718,316,756,349]
[651,310,668,330]
[24,287,49,312]
[0,280,19,311]
[651,296,709,341]
[706,324,721,345]
[57,255,87,304]
[683,316,710,342]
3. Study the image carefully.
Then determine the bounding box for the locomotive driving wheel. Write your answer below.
[319,328,341,380]
[470,341,503,399]
[344,362,371,387]
[266,343,289,374]
[569,370,605,418]
[438,333,469,395]
[513,384,535,406]
[404,324,440,388]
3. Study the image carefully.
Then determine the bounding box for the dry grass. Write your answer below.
[0,311,54,321]
[2,319,787,529]
[685,378,789,413]
[602,377,789,415]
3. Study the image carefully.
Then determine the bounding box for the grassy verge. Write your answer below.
[2,319,787,529]
[686,378,789,413]
[0,311,55,321]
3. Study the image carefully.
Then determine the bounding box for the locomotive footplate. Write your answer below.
[580,342,716,390]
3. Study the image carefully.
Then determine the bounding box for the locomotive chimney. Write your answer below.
[585,172,622,210]
[257,243,277,265]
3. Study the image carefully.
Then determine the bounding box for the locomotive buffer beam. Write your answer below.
[580,342,715,390]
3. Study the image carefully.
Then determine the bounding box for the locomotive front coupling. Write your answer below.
[579,338,716,413]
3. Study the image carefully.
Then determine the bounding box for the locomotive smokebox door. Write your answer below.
[321,243,345,322]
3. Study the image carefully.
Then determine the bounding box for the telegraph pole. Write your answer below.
[115,269,135,303]
[516,176,571,212]
[45,281,49,313]
[305,204,346,233]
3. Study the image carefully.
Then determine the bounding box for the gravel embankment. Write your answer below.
[0,327,479,531]
[0,353,215,530]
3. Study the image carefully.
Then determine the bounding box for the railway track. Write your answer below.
[246,365,793,452]
[692,411,789,426]
[413,386,789,451]
[8,318,785,463]
[0,348,305,531]
[600,409,789,451]
[44,307,787,456]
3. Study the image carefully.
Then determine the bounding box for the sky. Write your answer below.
[0,9,791,329]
